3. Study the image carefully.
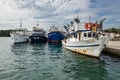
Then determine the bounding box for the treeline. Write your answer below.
[0,28,120,37]
[0,30,11,37]
[104,28,120,33]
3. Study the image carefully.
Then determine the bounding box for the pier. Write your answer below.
[103,41,120,56]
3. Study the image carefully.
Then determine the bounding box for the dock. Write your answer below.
[103,41,120,56]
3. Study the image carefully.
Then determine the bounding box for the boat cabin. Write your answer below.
[68,30,103,41]
[10,28,28,35]
[31,27,46,36]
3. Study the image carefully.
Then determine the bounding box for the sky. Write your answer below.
[0,0,120,31]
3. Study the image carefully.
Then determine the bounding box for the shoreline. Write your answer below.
[103,41,120,56]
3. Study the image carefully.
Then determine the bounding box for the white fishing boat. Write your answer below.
[10,28,28,43]
[62,18,109,57]
[10,20,29,43]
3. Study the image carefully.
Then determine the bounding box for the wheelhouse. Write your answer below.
[67,30,103,41]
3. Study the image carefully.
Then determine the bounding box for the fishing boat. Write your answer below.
[10,20,29,43]
[48,25,65,43]
[29,27,47,43]
[62,18,108,57]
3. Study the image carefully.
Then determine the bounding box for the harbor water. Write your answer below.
[0,37,120,80]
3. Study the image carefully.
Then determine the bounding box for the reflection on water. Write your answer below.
[0,37,120,80]
[62,50,107,80]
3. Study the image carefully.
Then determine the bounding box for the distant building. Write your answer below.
[106,32,120,40]
[103,32,115,40]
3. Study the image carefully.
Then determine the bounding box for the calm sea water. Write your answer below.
[0,37,120,80]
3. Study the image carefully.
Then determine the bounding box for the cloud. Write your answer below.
[0,0,120,30]
[88,0,120,28]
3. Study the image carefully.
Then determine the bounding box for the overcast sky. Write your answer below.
[0,0,120,30]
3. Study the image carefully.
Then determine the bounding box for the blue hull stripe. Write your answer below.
[65,44,100,47]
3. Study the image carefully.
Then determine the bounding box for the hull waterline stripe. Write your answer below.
[64,44,100,47]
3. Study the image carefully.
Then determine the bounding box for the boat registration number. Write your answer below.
[74,49,88,54]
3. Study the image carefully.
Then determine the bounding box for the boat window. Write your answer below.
[79,33,81,41]
[93,32,95,37]
[93,32,98,38]
[74,34,77,38]
[88,32,92,37]
[37,37,39,39]
[84,33,87,37]
[34,37,36,39]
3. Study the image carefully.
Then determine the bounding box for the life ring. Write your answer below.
[85,23,92,30]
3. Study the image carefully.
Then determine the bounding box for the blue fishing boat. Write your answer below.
[48,25,65,43]
[29,27,47,43]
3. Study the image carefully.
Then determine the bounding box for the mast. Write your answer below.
[89,16,91,23]
[36,21,39,28]
[20,18,22,29]
[99,18,106,31]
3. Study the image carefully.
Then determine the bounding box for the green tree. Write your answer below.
[0,30,11,37]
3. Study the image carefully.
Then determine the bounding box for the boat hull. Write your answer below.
[29,36,47,43]
[10,33,28,43]
[48,31,65,43]
[62,38,106,57]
